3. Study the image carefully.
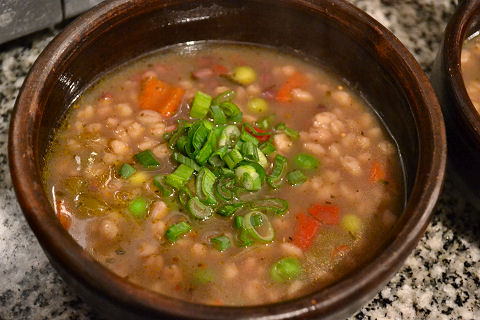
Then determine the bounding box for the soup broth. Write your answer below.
[43,43,403,306]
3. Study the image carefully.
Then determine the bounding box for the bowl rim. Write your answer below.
[441,0,480,144]
[9,0,446,318]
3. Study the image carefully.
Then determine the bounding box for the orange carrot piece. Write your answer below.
[369,161,386,182]
[293,213,320,251]
[214,64,228,75]
[330,245,350,261]
[159,86,185,118]
[139,77,168,110]
[308,204,339,225]
[276,71,306,103]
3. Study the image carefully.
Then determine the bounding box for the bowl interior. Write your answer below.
[11,0,445,319]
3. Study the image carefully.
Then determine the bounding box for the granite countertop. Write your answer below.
[1,1,479,319]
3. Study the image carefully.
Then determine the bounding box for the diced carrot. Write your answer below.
[330,245,350,261]
[293,213,320,251]
[55,200,71,230]
[369,161,386,183]
[276,71,306,103]
[139,77,184,117]
[139,77,168,110]
[160,86,185,118]
[308,204,339,225]
[214,64,228,75]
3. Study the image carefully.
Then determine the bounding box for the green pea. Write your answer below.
[231,66,257,85]
[247,97,269,113]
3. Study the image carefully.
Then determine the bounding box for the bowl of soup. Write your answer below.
[431,0,480,208]
[9,0,446,319]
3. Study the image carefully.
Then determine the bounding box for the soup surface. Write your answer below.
[462,34,480,111]
[43,43,403,306]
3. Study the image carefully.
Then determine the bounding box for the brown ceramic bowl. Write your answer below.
[9,0,446,319]
[431,0,480,208]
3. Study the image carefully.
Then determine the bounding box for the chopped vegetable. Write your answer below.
[259,141,276,155]
[247,97,269,113]
[218,125,241,148]
[173,152,201,171]
[224,149,243,169]
[135,150,161,168]
[190,91,212,119]
[196,167,217,205]
[192,268,215,286]
[294,153,319,170]
[153,175,175,197]
[270,257,302,283]
[139,77,184,117]
[128,197,149,218]
[249,198,289,215]
[308,204,339,225]
[234,215,243,228]
[187,196,213,220]
[277,71,306,103]
[245,124,271,143]
[165,164,194,189]
[231,66,256,85]
[267,154,288,189]
[212,90,236,106]
[216,202,245,217]
[119,163,136,178]
[165,221,192,242]
[293,213,320,250]
[287,170,306,186]
[210,235,231,251]
[276,123,299,139]
[341,214,362,235]
[243,211,274,242]
[210,104,227,125]
[369,161,386,183]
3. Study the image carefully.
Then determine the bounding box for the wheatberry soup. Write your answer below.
[43,43,404,306]
[462,34,480,112]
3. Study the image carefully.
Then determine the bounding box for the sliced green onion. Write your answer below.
[276,123,299,139]
[231,66,257,85]
[234,216,244,228]
[238,228,254,247]
[210,104,227,125]
[191,121,210,152]
[192,268,215,286]
[153,175,175,197]
[257,148,268,169]
[218,125,240,148]
[240,130,259,145]
[247,97,268,113]
[187,196,213,220]
[270,257,302,283]
[255,116,274,130]
[196,167,217,205]
[220,102,242,123]
[250,213,263,226]
[190,91,212,119]
[172,152,201,171]
[294,153,319,170]
[165,221,192,242]
[210,235,231,252]
[119,163,136,178]
[241,141,259,162]
[224,149,243,169]
[287,170,307,186]
[267,154,288,189]
[249,198,289,215]
[216,202,246,217]
[195,130,216,165]
[212,90,236,106]
[243,211,274,242]
[165,164,194,189]
[135,150,160,168]
[235,164,261,191]
[178,188,192,207]
[215,174,237,201]
[259,141,276,155]
[128,197,149,219]
[167,120,191,150]
[208,146,228,167]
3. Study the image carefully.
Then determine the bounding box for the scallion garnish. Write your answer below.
[187,196,213,220]
[249,198,289,215]
[210,235,231,251]
[276,123,299,139]
[212,90,236,106]
[190,91,212,119]
[218,125,240,148]
[119,163,136,178]
[196,167,217,205]
[210,104,227,125]
[153,175,175,197]
[165,221,192,242]
[165,164,194,189]
[216,202,246,217]
[135,150,161,168]
[243,211,274,242]
[173,152,201,171]
[224,149,243,169]
[270,257,302,283]
[267,154,288,189]
[128,196,149,218]
[259,141,276,155]
[294,153,319,170]
[287,170,306,186]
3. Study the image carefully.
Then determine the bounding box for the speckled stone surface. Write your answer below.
[1,1,479,319]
